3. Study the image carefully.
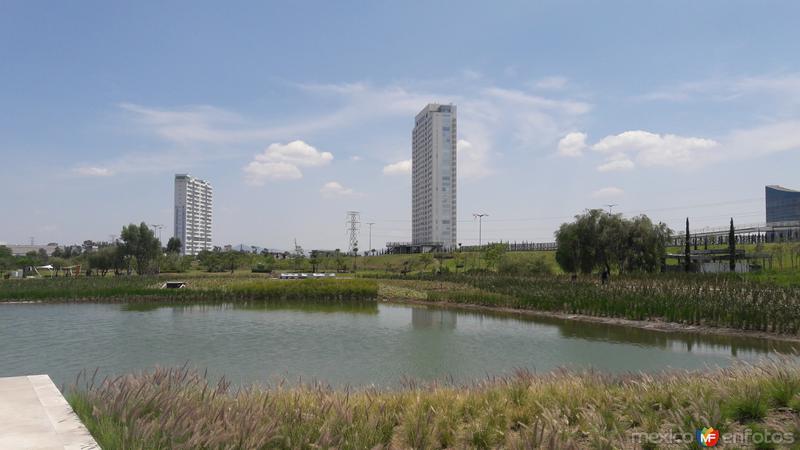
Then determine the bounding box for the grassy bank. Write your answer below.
[0,277,378,303]
[376,274,800,335]
[68,363,800,449]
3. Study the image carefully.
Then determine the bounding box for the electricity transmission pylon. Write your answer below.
[346,211,360,255]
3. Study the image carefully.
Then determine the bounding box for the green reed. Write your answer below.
[0,277,378,303]
[378,273,800,334]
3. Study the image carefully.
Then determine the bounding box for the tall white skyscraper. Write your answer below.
[174,174,213,255]
[412,104,457,251]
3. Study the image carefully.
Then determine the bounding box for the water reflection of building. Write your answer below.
[412,308,457,329]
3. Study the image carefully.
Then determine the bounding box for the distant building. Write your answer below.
[174,174,213,255]
[5,244,59,257]
[412,104,457,251]
[766,185,800,225]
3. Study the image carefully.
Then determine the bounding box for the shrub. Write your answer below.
[723,388,768,422]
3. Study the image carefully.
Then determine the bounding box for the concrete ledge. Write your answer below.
[0,375,99,450]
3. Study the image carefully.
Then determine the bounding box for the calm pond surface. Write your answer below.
[1,301,796,388]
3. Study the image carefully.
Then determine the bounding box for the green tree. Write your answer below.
[418,252,434,273]
[88,246,118,276]
[555,210,671,274]
[166,237,182,254]
[120,222,161,275]
[498,254,553,276]
[0,245,13,271]
[197,250,221,272]
[482,243,507,270]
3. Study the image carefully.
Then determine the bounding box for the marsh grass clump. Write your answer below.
[68,361,800,449]
[0,277,378,303]
[723,387,769,422]
[376,273,800,335]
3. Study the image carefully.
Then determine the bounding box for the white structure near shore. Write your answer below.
[0,374,99,448]
[174,174,213,255]
[412,104,457,251]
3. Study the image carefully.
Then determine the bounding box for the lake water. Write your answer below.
[0,301,796,388]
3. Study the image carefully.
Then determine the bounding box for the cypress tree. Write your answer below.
[684,217,691,272]
[729,218,736,272]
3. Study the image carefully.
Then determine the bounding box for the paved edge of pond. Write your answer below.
[0,375,99,449]
[384,298,800,345]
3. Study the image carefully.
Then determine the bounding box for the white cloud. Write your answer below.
[457,139,492,179]
[255,140,333,167]
[638,73,800,104]
[592,130,718,169]
[557,132,587,157]
[320,181,359,198]
[723,120,800,159]
[533,76,568,90]
[243,141,332,185]
[483,87,591,115]
[596,157,635,172]
[114,80,593,182]
[591,187,625,199]
[243,162,302,185]
[73,166,114,177]
[382,159,411,176]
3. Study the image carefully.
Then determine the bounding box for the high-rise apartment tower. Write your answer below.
[174,174,213,255]
[412,104,457,251]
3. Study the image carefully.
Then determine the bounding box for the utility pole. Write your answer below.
[604,204,618,214]
[473,213,489,247]
[366,222,375,256]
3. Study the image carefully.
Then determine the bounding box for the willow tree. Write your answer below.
[555,209,671,274]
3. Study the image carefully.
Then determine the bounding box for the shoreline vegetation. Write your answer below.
[5,272,800,341]
[67,363,800,449]
[0,277,378,303]
[372,273,800,337]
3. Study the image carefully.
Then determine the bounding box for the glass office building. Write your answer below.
[766,185,800,225]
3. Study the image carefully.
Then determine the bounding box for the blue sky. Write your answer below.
[2,1,800,250]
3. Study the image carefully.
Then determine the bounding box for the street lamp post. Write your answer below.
[473,213,489,247]
[366,222,375,256]
[149,224,164,243]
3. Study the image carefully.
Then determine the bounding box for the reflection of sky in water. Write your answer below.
[0,302,796,388]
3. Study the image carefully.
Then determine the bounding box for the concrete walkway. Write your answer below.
[0,375,99,450]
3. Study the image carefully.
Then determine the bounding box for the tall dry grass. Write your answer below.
[68,362,800,449]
